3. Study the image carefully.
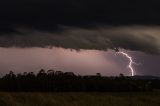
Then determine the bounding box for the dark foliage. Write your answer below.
[0,69,154,92]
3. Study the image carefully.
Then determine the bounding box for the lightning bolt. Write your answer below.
[117,51,137,76]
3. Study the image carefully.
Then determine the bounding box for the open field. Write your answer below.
[0,91,160,106]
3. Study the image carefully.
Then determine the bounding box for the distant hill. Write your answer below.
[132,75,160,80]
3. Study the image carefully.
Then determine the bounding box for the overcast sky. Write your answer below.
[0,1,159,76]
[0,47,159,76]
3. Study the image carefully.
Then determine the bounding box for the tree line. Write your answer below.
[0,69,156,92]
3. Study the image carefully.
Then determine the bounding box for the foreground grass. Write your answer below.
[0,91,160,106]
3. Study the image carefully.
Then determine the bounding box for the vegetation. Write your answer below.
[0,91,160,106]
[0,69,160,106]
[0,69,155,92]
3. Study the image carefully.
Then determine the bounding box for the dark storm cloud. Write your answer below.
[0,0,160,54]
[1,0,160,32]
[0,26,159,54]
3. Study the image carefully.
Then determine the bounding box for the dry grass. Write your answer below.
[0,91,160,106]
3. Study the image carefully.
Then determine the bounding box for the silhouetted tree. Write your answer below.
[96,73,101,77]
[0,69,155,92]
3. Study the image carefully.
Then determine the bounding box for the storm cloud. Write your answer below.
[0,0,160,33]
[0,0,160,54]
[0,26,159,54]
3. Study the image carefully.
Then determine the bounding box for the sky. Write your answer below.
[0,47,159,76]
[0,0,159,76]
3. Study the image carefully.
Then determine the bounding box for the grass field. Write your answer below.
[0,91,160,106]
